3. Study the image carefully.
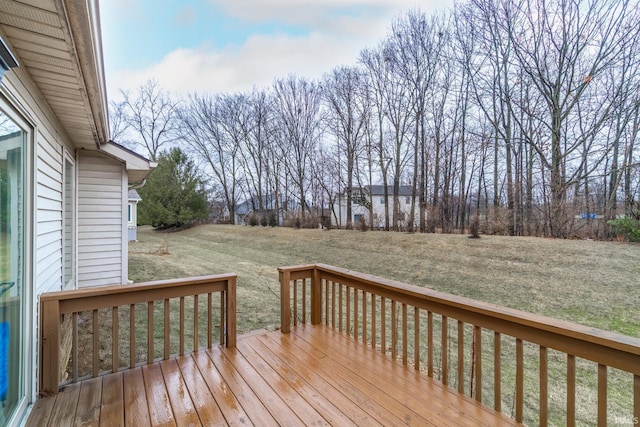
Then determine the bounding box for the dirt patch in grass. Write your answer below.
[129,224,640,336]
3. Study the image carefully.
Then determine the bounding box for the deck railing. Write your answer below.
[39,274,236,394]
[279,263,640,426]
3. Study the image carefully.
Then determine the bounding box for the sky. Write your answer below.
[99,0,453,101]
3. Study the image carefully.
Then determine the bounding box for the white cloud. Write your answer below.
[108,16,389,99]
[106,0,453,100]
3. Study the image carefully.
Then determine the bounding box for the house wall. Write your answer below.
[1,52,80,425]
[335,193,419,229]
[77,151,127,288]
[35,126,64,294]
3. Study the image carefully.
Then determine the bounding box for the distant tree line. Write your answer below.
[112,0,640,238]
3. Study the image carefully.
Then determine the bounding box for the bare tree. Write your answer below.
[179,93,243,223]
[123,79,179,161]
[360,46,393,230]
[386,9,446,232]
[322,66,370,229]
[108,100,130,144]
[272,75,323,220]
[500,0,638,237]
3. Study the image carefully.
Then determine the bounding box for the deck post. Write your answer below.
[40,298,61,393]
[226,276,237,347]
[280,269,291,333]
[311,267,322,325]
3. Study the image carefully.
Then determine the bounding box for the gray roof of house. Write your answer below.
[128,189,142,201]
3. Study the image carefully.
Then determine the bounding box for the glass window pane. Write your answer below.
[0,109,25,424]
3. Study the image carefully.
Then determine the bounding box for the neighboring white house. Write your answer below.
[334,185,420,229]
[0,2,154,425]
[128,189,142,241]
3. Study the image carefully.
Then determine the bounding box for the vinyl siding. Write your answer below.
[35,128,63,295]
[77,151,126,287]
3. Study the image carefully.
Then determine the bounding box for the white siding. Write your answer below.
[35,128,63,294]
[77,152,126,287]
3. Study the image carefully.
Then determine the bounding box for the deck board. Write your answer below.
[160,358,202,426]
[75,377,102,426]
[122,368,151,426]
[99,372,124,427]
[27,325,521,426]
[175,355,227,426]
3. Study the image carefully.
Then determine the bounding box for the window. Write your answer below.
[0,105,27,424]
[128,203,132,223]
[63,156,74,289]
[379,197,385,205]
[405,197,411,204]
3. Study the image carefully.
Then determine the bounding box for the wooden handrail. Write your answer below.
[279,263,640,425]
[40,274,236,394]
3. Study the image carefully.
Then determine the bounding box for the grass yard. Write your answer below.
[129,224,640,337]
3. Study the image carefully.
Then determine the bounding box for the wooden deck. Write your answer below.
[27,325,518,427]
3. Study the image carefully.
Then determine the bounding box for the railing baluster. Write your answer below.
[311,270,321,325]
[442,316,448,385]
[362,291,367,345]
[353,288,359,340]
[494,332,501,412]
[415,307,420,371]
[72,312,78,381]
[193,294,199,350]
[207,293,212,348]
[339,283,343,333]
[93,309,99,377]
[325,280,329,326]
[303,278,308,323]
[331,281,336,329]
[293,279,298,327]
[634,375,639,425]
[391,300,397,360]
[540,346,548,427]
[147,301,153,364]
[380,296,386,355]
[474,325,482,403]
[516,338,524,423]
[428,311,433,377]
[402,303,408,365]
[164,299,170,359]
[113,306,119,372]
[372,295,377,351]
[179,297,185,355]
[598,364,607,426]
[457,320,464,394]
[130,304,135,368]
[567,354,576,427]
[346,286,351,336]
[220,291,225,346]
[302,278,306,324]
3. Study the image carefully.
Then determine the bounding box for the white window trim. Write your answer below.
[62,151,75,290]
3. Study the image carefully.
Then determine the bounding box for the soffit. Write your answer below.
[0,0,107,149]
